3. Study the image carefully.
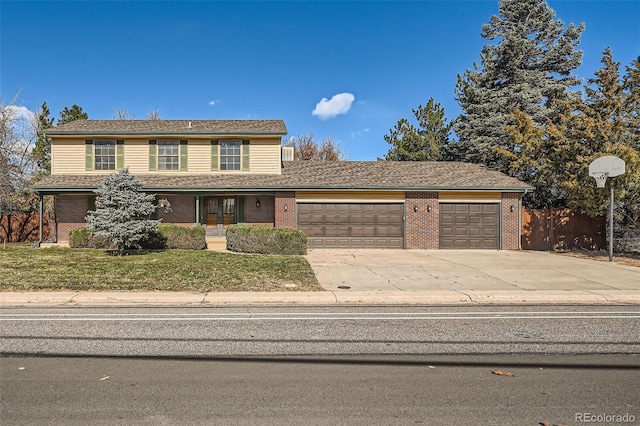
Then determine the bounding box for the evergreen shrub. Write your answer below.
[69,228,112,249]
[226,225,307,255]
[69,224,206,250]
[158,224,206,250]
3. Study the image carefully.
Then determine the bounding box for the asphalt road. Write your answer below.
[2,354,639,425]
[1,305,639,356]
[1,305,639,425]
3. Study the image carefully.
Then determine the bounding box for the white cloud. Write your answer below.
[350,128,370,139]
[208,100,217,106]
[312,92,355,120]
[5,105,36,122]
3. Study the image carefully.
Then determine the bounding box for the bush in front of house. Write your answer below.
[226,225,307,255]
[157,223,207,250]
[85,169,160,254]
[69,224,206,250]
[69,227,113,249]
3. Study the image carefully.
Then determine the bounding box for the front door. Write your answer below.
[204,197,236,236]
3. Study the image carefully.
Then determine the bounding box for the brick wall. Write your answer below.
[274,191,296,229]
[501,192,521,250]
[158,194,195,226]
[405,192,439,249]
[56,195,90,242]
[246,195,275,226]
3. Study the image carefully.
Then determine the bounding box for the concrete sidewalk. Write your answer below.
[1,249,637,307]
[1,288,638,306]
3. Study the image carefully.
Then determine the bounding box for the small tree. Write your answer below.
[58,104,88,125]
[284,133,347,160]
[384,98,451,161]
[86,169,160,254]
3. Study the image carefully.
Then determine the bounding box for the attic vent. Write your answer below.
[281,146,294,161]
[188,121,192,128]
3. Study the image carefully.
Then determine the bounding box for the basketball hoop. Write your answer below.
[592,172,608,188]
[588,155,626,262]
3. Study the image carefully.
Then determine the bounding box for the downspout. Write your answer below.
[518,191,525,250]
[195,196,200,225]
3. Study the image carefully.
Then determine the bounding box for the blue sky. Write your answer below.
[2,0,639,160]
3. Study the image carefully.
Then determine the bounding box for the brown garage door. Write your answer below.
[439,203,499,249]
[297,203,404,249]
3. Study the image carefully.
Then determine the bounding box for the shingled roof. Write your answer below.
[32,161,532,193]
[44,119,288,136]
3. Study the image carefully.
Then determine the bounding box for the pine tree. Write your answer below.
[501,109,565,208]
[453,0,584,172]
[32,102,54,176]
[546,49,640,248]
[624,57,640,151]
[58,104,88,125]
[86,169,160,254]
[384,98,451,161]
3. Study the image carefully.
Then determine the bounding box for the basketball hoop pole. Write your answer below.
[590,155,625,262]
[609,181,614,262]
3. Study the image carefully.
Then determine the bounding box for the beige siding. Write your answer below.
[296,191,406,203]
[184,139,210,173]
[124,139,151,174]
[438,191,501,203]
[249,140,281,174]
[51,139,86,175]
[50,137,283,175]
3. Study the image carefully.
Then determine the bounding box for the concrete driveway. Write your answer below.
[305,249,639,292]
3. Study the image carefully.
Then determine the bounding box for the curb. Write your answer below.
[1,290,639,307]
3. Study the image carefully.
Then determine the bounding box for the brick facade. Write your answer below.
[501,193,521,250]
[158,194,195,226]
[53,191,524,250]
[246,195,275,226]
[405,192,439,249]
[55,195,90,242]
[274,191,296,229]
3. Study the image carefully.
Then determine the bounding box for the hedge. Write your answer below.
[69,224,207,250]
[226,225,307,255]
[68,227,113,249]
[158,224,207,250]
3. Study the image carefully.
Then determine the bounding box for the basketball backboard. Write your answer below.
[589,155,626,177]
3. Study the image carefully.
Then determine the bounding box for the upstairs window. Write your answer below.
[94,140,116,170]
[158,140,179,170]
[220,141,241,170]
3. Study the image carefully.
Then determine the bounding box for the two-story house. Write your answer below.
[32,119,532,249]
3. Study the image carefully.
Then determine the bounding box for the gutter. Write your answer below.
[32,185,533,194]
[42,131,288,137]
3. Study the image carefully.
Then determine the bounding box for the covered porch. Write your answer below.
[160,192,277,238]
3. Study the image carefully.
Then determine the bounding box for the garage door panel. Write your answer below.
[440,203,498,249]
[483,204,498,214]
[298,203,404,249]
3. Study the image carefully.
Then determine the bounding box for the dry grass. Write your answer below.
[0,245,322,292]
[557,249,640,268]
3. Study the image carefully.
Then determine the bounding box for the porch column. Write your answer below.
[195,196,200,225]
[38,194,44,245]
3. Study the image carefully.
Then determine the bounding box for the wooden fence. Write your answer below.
[0,213,54,243]
[521,208,606,251]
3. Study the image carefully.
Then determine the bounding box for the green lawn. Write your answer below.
[0,245,322,292]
